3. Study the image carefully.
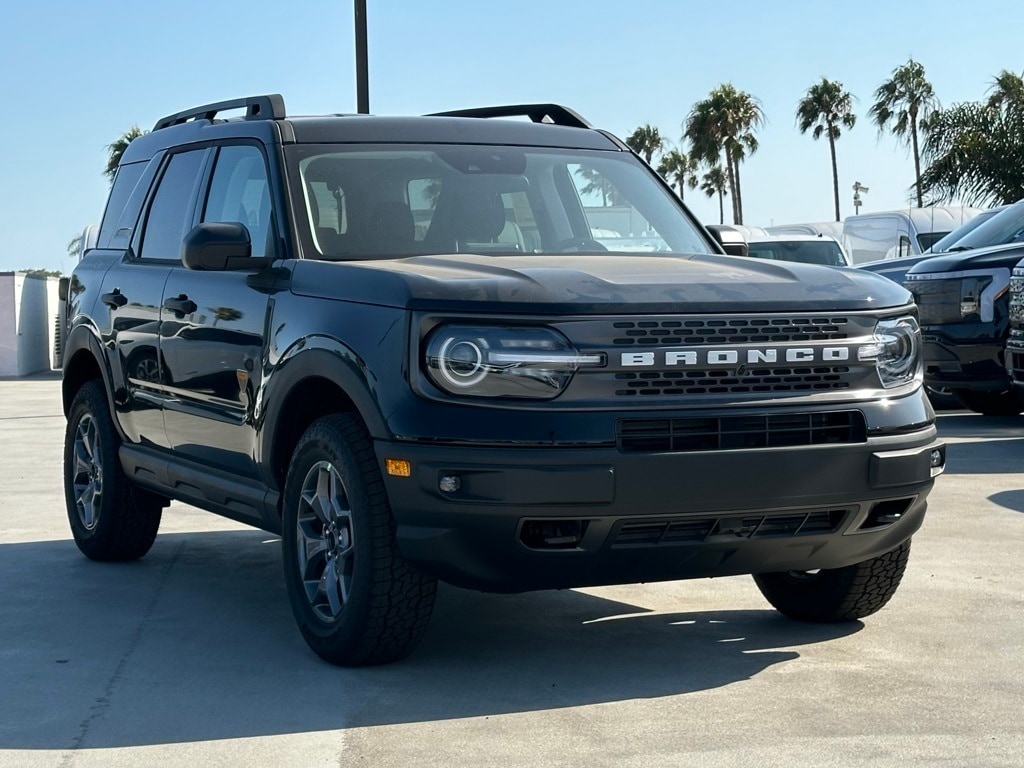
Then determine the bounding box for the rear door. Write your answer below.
[159,143,279,478]
[101,148,209,447]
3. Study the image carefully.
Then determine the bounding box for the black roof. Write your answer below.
[119,95,623,165]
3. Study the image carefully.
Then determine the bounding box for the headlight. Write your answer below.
[424,325,602,399]
[857,316,921,389]
[958,276,993,320]
[905,272,1004,324]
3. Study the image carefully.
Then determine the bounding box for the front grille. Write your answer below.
[906,279,961,324]
[611,508,848,547]
[1009,271,1024,382]
[613,367,851,397]
[554,312,883,403]
[616,410,865,453]
[1010,272,1024,327]
[610,317,847,345]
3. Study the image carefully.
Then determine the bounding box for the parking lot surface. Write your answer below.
[1,377,1022,767]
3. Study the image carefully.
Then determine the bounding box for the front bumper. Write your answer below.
[921,330,1009,391]
[377,426,943,592]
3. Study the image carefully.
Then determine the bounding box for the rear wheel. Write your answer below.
[753,539,911,622]
[953,388,1024,416]
[281,413,437,666]
[63,380,163,561]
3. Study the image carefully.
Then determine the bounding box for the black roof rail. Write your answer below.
[153,94,286,131]
[427,103,592,129]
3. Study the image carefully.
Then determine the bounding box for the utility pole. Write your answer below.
[852,181,869,216]
[354,0,369,113]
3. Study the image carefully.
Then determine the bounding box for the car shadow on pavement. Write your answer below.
[0,531,860,750]
[988,489,1024,513]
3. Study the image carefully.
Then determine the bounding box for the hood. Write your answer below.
[907,242,1024,275]
[289,253,911,314]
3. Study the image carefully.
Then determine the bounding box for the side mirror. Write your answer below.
[182,222,253,270]
[58,277,70,301]
[706,225,749,257]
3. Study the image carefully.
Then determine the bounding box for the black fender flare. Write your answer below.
[61,323,120,426]
[257,338,392,486]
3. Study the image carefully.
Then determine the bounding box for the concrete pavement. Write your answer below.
[0,377,1021,767]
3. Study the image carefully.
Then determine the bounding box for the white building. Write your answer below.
[0,272,61,376]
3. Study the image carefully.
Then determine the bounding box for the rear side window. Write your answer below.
[138,150,206,260]
[97,162,147,248]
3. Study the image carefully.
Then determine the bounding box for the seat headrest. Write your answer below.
[453,191,506,243]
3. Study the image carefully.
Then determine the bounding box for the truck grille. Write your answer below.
[613,367,850,396]
[1008,270,1024,383]
[611,508,848,547]
[616,410,865,453]
[905,279,962,324]
[611,317,847,345]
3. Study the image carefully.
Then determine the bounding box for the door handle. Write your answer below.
[163,294,197,316]
[100,290,128,309]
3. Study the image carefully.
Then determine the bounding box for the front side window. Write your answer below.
[287,144,712,260]
[138,150,206,260]
[203,145,275,258]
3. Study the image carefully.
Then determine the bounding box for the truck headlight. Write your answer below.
[424,325,602,398]
[958,276,993,320]
[857,316,921,389]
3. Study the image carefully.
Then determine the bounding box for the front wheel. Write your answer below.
[281,413,437,666]
[753,539,911,622]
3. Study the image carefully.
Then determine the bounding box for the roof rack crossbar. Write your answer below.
[153,94,286,131]
[426,103,592,129]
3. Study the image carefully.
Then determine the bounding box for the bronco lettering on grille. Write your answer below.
[621,347,852,368]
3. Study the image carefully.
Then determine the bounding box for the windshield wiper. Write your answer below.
[944,245,973,252]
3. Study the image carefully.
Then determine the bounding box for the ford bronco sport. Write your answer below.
[62,95,945,666]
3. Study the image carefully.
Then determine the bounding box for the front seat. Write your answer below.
[365,201,416,255]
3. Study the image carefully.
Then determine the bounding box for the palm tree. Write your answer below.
[986,69,1024,113]
[685,84,764,224]
[574,166,623,207]
[656,149,698,201]
[918,70,1024,206]
[700,165,729,225]
[104,125,146,182]
[869,59,937,207]
[797,78,857,222]
[625,124,666,165]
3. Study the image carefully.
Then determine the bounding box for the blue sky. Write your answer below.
[1,0,1019,273]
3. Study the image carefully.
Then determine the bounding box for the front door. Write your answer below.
[159,144,278,478]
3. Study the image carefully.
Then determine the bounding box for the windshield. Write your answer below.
[285,144,714,260]
[927,207,1003,252]
[746,239,847,267]
[938,201,1024,251]
[916,231,950,251]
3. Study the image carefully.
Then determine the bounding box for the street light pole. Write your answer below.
[354,0,369,113]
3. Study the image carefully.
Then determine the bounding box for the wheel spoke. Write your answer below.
[322,557,343,617]
[297,523,329,578]
[294,459,356,623]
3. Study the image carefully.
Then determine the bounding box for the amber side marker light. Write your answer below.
[386,459,412,477]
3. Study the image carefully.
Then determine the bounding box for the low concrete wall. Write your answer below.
[0,272,61,376]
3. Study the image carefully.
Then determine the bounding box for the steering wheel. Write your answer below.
[550,237,608,253]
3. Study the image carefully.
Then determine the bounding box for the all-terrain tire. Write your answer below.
[63,380,163,561]
[953,388,1024,416]
[753,539,911,622]
[281,413,437,666]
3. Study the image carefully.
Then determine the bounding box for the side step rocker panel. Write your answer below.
[120,444,281,534]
